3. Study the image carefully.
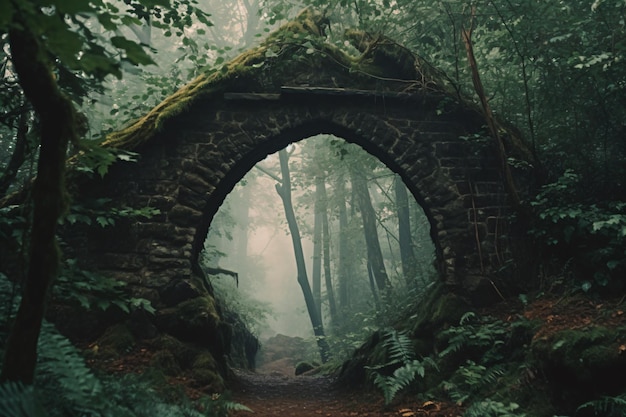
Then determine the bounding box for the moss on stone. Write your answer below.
[531,325,626,408]
[176,295,221,330]
[411,282,471,339]
[101,8,453,153]
[295,361,319,376]
[150,349,182,376]
[191,352,224,390]
[95,323,135,358]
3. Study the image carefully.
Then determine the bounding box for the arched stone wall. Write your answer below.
[69,89,523,313]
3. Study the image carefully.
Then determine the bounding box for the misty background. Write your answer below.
[201,134,436,358]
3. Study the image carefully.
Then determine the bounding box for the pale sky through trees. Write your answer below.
[206,137,436,341]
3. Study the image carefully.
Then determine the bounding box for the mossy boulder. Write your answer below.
[191,352,224,390]
[295,361,319,376]
[150,349,182,376]
[146,334,226,391]
[155,295,221,348]
[531,325,626,409]
[93,323,135,359]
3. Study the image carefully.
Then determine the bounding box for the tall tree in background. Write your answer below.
[275,148,330,362]
[335,171,351,309]
[349,164,389,293]
[319,173,338,327]
[312,176,324,321]
[394,174,418,287]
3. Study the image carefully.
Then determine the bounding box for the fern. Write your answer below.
[463,399,526,417]
[36,321,109,416]
[0,382,47,417]
[196,393,253,416]
[372,358,437,405]
[367,329,438,404]
[576,394,626,417]
[383,328,415,365]
[438,314,508,360]
[442,361,505,406]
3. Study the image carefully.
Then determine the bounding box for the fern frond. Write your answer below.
[36,321,108,415]
[463,399,526,417]
[381,328,415,365]
[0,382,47,417]
[577,394,626,417]
[459,311,477,325]
[480,364,505,386]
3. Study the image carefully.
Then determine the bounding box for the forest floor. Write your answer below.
[228,367,461,417]
[92,292,624,417]
[226,292,624,417]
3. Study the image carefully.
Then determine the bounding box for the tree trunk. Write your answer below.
[1,22,75,384]
[350,166,389,292]
[461,9,523,211]
[312,176,323,321]
[275,149,330,363]
[319,176,338,327]
[367,261,380,308]
[336,173,350,309]
[394,175,418,287]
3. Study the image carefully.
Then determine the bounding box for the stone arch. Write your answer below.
[72,88,517,308]
[53,11,536,376]
[191,109,461,288]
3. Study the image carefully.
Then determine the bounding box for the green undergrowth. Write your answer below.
[0,270,249,417]
[338,283,626,417]
[0,321,250,417]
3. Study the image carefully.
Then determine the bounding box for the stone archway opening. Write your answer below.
[199,133,437,370]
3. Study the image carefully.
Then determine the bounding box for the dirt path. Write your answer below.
[229,368,461,417]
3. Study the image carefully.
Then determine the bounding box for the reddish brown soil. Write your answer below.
[229,368,461,417]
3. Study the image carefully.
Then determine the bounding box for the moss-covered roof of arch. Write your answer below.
[103,8,456,150]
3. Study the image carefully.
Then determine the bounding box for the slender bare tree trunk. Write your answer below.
[312,176,323,321]
[350,166,389,292]
[336,173,350,309]
[275,149,330,363]
[319,175,338,327]
[394,175,418,287]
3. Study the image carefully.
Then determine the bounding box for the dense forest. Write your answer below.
[1,1,625,416]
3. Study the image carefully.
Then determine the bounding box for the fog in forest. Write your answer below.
[202,135,436,347]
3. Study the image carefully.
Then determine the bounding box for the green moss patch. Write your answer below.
[93,323,135,359]
[102,8,451,152]
[531,325,626,407]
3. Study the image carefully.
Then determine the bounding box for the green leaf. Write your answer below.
[0,2,14,29]
[607,260,620,270]
[96,216,112,227]
[110,36,155,66]
[56,0,95,13]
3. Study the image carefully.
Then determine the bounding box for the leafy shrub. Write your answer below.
[55,258,154,314]
[530,169,626,291]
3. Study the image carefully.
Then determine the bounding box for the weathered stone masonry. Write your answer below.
[70,88,524,314]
